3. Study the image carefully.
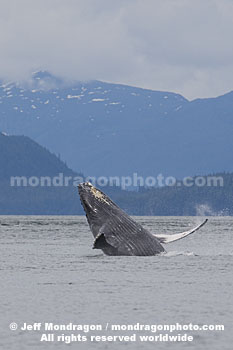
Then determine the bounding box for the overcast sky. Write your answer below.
[0,0,233,99]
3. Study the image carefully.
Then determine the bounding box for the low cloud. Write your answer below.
[0,0,233,99]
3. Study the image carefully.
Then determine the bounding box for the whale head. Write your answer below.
[78,182,117,238]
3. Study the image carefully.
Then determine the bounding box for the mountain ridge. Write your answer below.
[0,132,232,216]
[0,132,82,214]
[1,71,233,179]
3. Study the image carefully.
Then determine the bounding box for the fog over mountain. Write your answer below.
[1,1,233,99]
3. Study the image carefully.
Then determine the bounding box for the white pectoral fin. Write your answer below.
[154,219,208,244]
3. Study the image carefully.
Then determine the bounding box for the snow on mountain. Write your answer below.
[0,71,232,178]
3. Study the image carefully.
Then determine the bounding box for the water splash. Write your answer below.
[195,204,230,216]
[160,251,197,257]
[195,204,214,216]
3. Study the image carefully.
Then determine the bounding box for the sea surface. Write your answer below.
[0,216,232,350]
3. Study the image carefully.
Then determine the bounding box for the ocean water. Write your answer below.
[0,216,232,350]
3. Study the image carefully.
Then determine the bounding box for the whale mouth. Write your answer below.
[78,182,95,211]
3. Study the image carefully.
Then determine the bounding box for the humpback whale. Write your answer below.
[78,182,208,256]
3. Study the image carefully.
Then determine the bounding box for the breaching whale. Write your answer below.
[78,182,208,256]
